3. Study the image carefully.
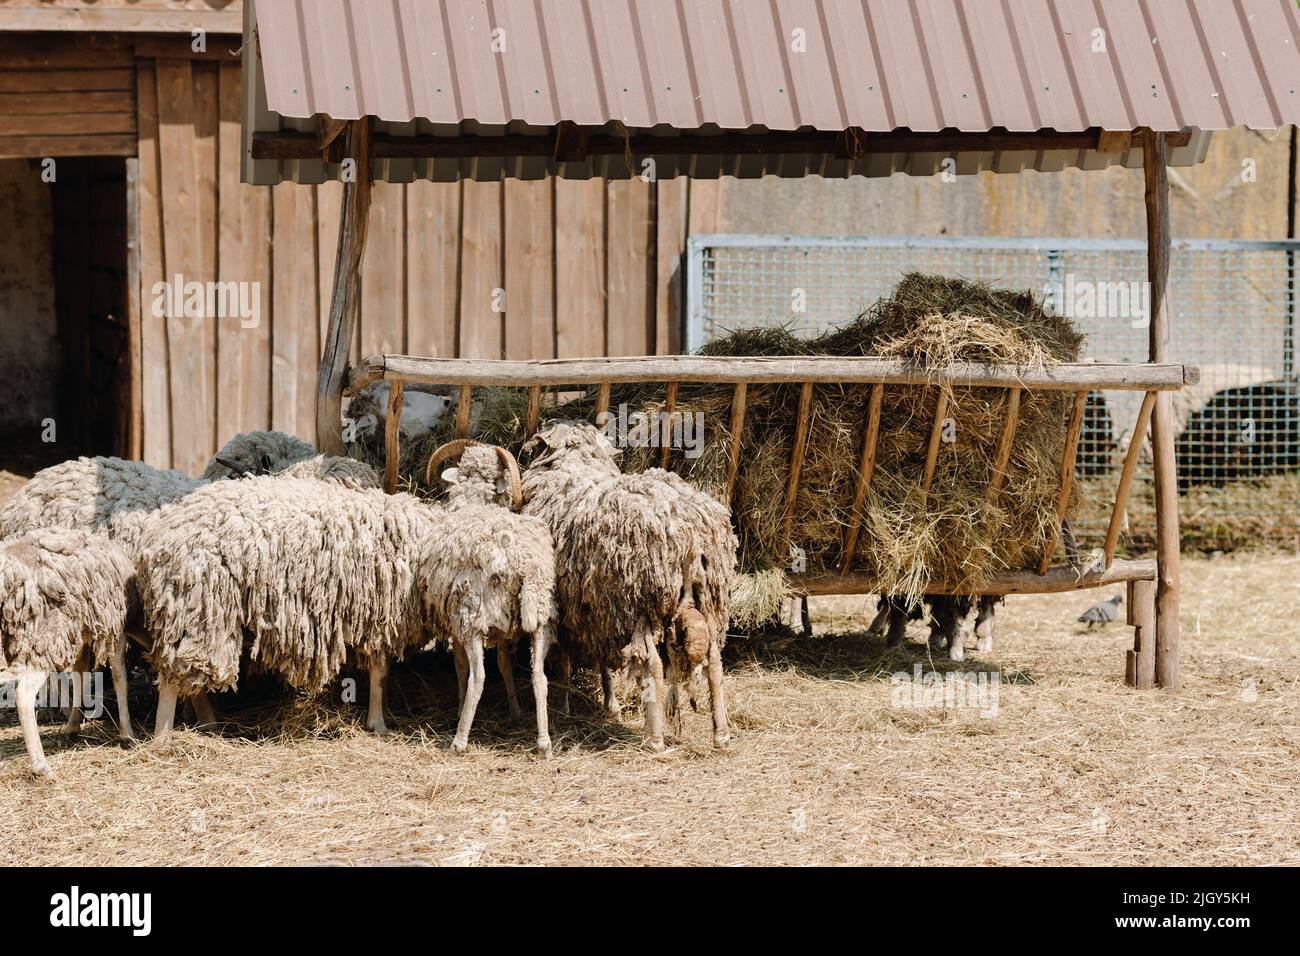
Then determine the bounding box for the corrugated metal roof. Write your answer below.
[243,0,1297,184]
[254,0,1299,130]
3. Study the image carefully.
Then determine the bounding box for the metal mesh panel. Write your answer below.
[687,236,1300,552]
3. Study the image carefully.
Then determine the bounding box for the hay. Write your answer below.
[614,274,1085,608]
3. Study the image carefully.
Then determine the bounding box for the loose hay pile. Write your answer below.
[613,274,1086,608]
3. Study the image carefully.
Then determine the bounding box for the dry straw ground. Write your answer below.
[2,551,1296,866]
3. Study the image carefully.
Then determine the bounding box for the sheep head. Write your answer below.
[426,440,523,510]
[519,422,621,475]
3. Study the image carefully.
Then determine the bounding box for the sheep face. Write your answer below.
[520,422,622,475]
[442,446,515,509]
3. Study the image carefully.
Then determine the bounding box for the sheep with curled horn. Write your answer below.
[518,422,737,752]
[421,440,557,756]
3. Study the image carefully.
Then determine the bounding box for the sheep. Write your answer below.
[0,529,135,776]
[136,475,441,740]
[201,430,317,480]
[420,440,558,756]
[519,422,737,752]
[867,594,1000,660]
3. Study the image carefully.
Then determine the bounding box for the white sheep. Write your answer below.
[0,529,135,777]
[519,422,737,752]
[420,441,558,756]
[136,476,441,740]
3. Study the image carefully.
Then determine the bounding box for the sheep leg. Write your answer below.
[109,639,136,742]
[61,648,87,738]
[975,597,996,654]
[601,666,622,717]
[451,636,486,755]
[453,642,468,708]
[866,598,891,639]
[532,629,552,758]
[153,679,179,742]
[497,641,523,721]
[706,632,730,750]
[191,692,216,728]
[558,645,572,716]
[17,671,53,778]
[365,657,389,736]
[641,635,666,753]
[885,600,910,647]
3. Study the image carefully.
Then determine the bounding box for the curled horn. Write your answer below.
[493,446,524,512]
[424,438,481,486]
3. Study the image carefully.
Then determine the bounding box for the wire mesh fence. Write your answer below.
[686,235,1300,552]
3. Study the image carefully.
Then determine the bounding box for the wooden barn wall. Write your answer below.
[136,57,718,473]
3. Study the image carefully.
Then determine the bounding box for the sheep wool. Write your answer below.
[0,529,133,675]
[138,476,440,697]
[201,430,317,480]
[274,454,381,490]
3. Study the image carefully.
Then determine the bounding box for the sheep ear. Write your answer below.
[441,467,459,483]
[495,477,509,495]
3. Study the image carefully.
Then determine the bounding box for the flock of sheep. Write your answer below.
[0,422,736,777]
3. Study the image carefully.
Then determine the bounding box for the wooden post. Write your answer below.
[125,156,143,460]
[660,381,678,469]
[1125,578,1157,689]
[594,383,611,422]
[725,382,747,506]
[1038,390,1089,574]
[919,389,949,504]
[383,379,403,494]
[316,118,372,455]
[1103,390,1157,567]
[1143,128,1181,691]
[839,382,884,574]
[988,386,1021,494]
[455,384,472,439]
[525,385,542,438]
[779,382,815,545]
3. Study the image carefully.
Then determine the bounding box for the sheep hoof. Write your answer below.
[713,733,731,750]
[976,637,993,653]
[537,741,553,759]
[948,643,965,662]
[646,737,666,754]
[451,739,469,755]
[30,762,55,780]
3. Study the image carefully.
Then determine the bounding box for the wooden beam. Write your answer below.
[839,382,884,574]
[988,386,1021,494]
[1038,390,1089,574]
[659,381,678,469]
[779,383,815,546]
[383,379,403,494]
[1103,390,1158,567]
[1143,127,1181,692]
[253,126,1192,162]
[1125,578,1157,689]
[455,384,472,439]
[796,558,1157,597]
[525,385,542,438]
[920,389,949,504]
[0,133,136,159]
[346,354,1197,395]
[316,118,372,455]
[725,382,747,507]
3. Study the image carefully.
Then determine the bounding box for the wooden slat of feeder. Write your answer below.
[919,389,949,505]
[594,383,611,422]
[780,382,815,545]
[725,382,747,506]
[839,382,884,575]
[455,384,472,439]
[796,557,1156,596]
[1038,389,1089,574]
[988,386,1022,494]
[525,385,541,437]
[383,379,403,495]
[660,381,678,469]
[1103,390,1157,568]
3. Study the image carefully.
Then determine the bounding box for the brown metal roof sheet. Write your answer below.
[253,0,1300,131]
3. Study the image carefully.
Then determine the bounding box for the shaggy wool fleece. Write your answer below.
[0,457,202,558]
[275,454,380,490]
[0,529,132,673]
[421,446,556,647]
[521,423,736,668]
[137,476,441,696]
[201,430,317,480]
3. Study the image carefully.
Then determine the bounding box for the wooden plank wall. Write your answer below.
[137,58,716,471]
